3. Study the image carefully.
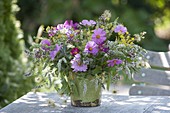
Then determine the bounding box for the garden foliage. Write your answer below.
[0,0,33,108]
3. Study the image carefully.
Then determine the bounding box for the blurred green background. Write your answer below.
[0,0,170,108]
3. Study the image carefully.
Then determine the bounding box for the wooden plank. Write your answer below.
[133,68,170,86]
[143,96,170,113]
[129,86,170,96]
[1,92,170,113]
[146,51,170,69]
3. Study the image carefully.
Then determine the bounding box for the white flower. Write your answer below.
[60,28,69,34]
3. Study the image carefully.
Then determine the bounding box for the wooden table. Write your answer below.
[0,92,170,113]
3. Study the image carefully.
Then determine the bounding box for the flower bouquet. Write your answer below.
[27,10,148,107]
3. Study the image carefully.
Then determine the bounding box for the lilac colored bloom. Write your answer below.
[48,27,57,37]
[75,54,81,59]
[81,20,89,26]
[107,59,123,67]
[70,54,87,72]
[50,44,62,60]
[56,20,78,34]
[84,41,99,55]
[114,24,127,34]
[98,44,109,53]
[56,24,64,30]
[41,39,51,51]
[67,30,77,39]
[70,48,80,56]
[89,20,96,25]
[80,20,96,26]
[64,20,78,30]
[103,47,109,53]
[92,28,106,44]
[56,24,69,34]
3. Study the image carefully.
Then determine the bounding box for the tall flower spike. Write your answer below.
[100,10,111,21]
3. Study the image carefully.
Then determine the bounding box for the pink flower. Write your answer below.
[41,39,51,51]
[56,24,65,30]
[64,20,78,30]
[107,59,122,67]
[114,24,127,34]
[47,27,57,37]
[84,41,99,55]
[70,48,80,56]
[92,28,106,44]
[70,54,87,72]
[66,30,77,39]
[80,20,96,26]
[98,44,109,53]
[50,44,62,60]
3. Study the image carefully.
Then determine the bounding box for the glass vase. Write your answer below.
[71,77,102,107]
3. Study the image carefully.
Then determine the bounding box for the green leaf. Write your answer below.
[125,66,131,77]
[43,58,50,69]
[57,79,70,95]
[57,59,62,72]
[106,74,111,91]
[48,74,52,88]
[113,17,119,25]
[92,66,102,75]
[70,81,79,97]
[62,57,67,63]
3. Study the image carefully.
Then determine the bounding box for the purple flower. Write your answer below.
[89,20,96,25]
[103,47,109,53]
[50,44,62,60]
[56,24,69,34]
[98,44,109,53]
[70,48,80,56]
[56,20,78,34]
[107,59,123,67]
[64,20,78,30]
[114,24,127,34]
[84,41,99,55]
[92,28,106,44]
[75,54,81,59]
[56,24,64,30]
[41,39,51,51]
[48,27,57,37]
[70,54,87,72]
[67,30,77,39]
[80,20,96,26]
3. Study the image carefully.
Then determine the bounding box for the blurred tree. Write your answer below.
[0,0,33,108]
[147,0,170,40]
[17,0,170,51]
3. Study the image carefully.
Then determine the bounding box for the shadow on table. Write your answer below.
[1,92,170,113]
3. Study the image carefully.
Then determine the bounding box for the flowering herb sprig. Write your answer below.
[28,10,148,94]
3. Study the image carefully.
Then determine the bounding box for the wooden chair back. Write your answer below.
[129,51,170,96]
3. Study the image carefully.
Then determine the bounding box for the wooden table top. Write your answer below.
[0,92,170,113]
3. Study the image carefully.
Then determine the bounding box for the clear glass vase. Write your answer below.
[71,77,102,107]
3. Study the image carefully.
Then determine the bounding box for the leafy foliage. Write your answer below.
[0,0,33,108]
